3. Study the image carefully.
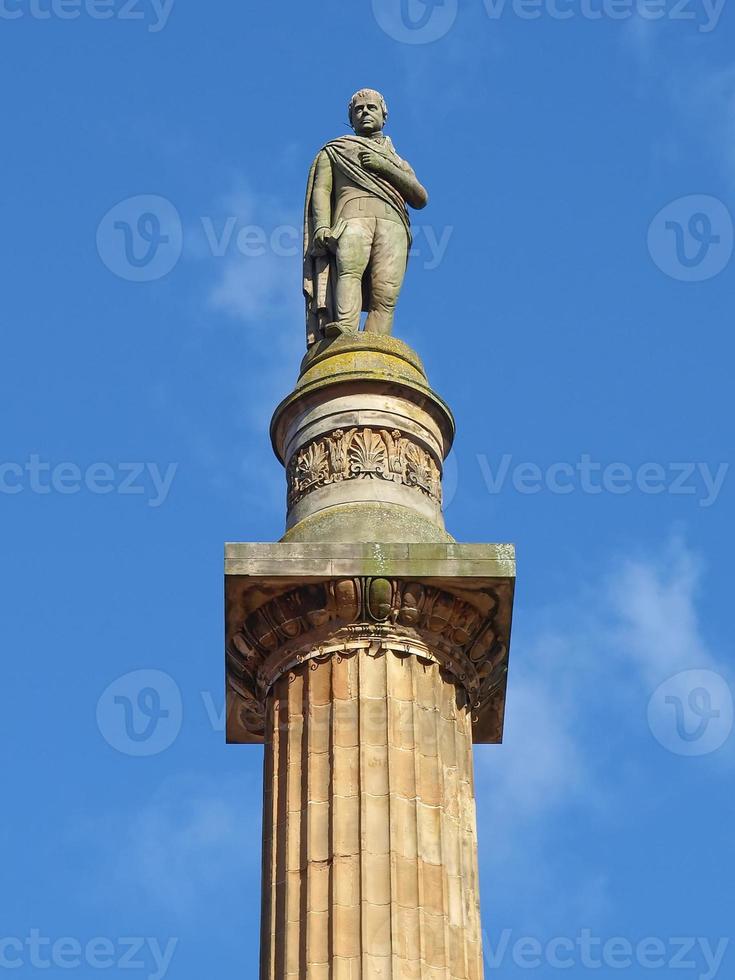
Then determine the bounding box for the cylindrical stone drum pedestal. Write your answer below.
[260,647,483,980]
[270,334,455,544]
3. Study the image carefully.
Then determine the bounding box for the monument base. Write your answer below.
[270,334,456,542]
[225,540,514,978]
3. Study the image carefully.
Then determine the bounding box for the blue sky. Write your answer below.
[1,1,734,977]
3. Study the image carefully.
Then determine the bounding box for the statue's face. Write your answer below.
[351,97,385,136]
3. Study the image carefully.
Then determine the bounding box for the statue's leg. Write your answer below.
[333,218,372,333]
[364,218,408,336]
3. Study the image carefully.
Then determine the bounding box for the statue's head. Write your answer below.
[348,89,388,136]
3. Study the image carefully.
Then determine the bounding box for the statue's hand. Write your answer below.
[358,149,386,174]
[312,226,331,253]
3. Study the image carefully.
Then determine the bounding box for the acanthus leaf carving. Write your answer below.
[349,427,387,476]
[287,427,442,509]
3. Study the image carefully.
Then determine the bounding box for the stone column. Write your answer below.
[260,644,483,979]
[225,335,516,979]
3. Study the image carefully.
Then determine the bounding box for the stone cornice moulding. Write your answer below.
[225,542,515,745]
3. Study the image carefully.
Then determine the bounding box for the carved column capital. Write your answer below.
[227,574,511,743]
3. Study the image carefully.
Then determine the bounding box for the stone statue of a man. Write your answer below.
[303,89,428,348]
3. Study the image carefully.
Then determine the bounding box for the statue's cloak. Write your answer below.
[303,135,412,347]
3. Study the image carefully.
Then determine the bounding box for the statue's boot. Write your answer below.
[323,321,358,339]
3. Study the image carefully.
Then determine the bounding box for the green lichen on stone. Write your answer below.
[281,502,455,546]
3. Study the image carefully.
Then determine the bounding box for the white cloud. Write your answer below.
[674,63,735,176]
[479,534,723,806]
[159,178,306,508]
[477,630,585,826]
[606,535,711,682]
[110,773,260,918]
[620,13,657,68]
[475,535,731,925]
[210,252,287,322]
[200,183,303,326]
[621,25,735,183]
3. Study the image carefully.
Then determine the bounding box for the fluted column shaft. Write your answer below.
[260,646,484,980]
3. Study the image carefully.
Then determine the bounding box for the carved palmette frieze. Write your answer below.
[226,577,509,739]
[286,427,442,509]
